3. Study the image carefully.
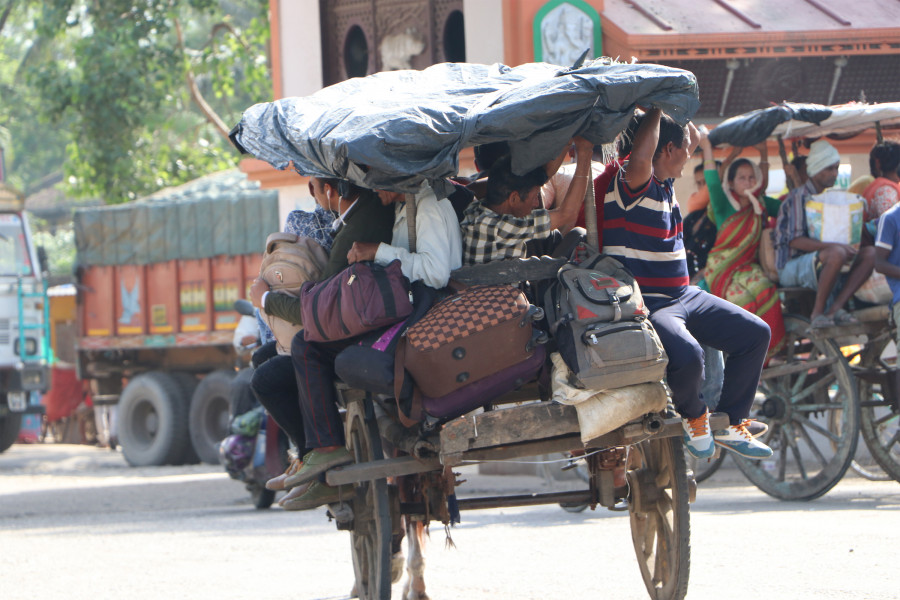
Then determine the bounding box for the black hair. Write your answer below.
[474,141,511,172]
[791,155,807,171]
[869,140,900,178]
[484,155,548,207]
[655,112,688,155]
[727,158,754,184]
[629,110,687,157]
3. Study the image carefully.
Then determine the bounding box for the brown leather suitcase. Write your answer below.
[399,285,543,399]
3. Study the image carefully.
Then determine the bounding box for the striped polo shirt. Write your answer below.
[602,168,689,300]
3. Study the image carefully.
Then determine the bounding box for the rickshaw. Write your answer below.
[231,59,717,599]
[704,102,900,500]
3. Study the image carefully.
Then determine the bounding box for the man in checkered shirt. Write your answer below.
[460,137,595,265]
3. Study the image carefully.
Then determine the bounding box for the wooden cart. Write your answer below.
[323,383,729,600]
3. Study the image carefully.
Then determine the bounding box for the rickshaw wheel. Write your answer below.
[732,315,859,500]
[858,380,900,482]
[346,400,392,600]
[627,434,690,600]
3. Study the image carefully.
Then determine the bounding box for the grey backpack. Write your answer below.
[544,252,668,392]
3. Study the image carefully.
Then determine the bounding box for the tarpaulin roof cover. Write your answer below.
[708,102,833,147]
[230,59,700,196]
[74,170,279,267]
[769,102,900,139]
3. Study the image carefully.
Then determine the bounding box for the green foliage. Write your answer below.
[2,0,270,203]
[31,227,75,277]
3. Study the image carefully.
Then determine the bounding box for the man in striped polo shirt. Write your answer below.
[603,108,773,460]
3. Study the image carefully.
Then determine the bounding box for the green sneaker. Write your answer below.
[283,447,352,488]
[281,481,352,511]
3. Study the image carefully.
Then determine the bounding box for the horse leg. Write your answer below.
[402,519,429,600]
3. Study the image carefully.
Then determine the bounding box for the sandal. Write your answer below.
[833,309,859,325]
[809,314,835,329]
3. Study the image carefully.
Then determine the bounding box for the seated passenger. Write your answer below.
[460,137,594,265]
[603,107,773,460]
[773,140,876,328]
[862,140,900,223]
[248,177,394,502]
[284,183,463,511]
[698,133,786,360]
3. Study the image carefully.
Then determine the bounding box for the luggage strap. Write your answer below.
[393,337,423,428]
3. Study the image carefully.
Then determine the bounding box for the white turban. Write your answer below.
[806,140,840,177]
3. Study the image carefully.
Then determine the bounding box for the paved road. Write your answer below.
[2,443,899,600]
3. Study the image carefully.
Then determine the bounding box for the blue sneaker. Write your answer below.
[714,422,774,458]
[682,411,715,459]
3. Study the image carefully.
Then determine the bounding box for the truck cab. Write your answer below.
[0,187,50,453]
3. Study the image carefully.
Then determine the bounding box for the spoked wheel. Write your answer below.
[733,315,859,500]
[859,380,900,482]
[346,400,392,600]
[684,449,726,484]
[829,390,892,482]
[627,435,691,600]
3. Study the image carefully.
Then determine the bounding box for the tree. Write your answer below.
[6,0,270,203]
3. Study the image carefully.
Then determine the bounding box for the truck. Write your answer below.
[0,183,51,453]
[74,170,279,466]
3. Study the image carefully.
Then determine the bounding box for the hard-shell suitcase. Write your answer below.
[399,285,543,399]
[422,344,547,421]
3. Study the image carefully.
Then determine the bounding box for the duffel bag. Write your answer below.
[300,259,413,343]
[334,283,439,395]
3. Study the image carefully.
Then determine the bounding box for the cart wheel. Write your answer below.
[684,449,726,484]
[346,400,392,600]
[732,315,859,500]
[858,380,900,482]
[627,435,691,600]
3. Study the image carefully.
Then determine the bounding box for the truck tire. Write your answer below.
[0,398,22,453]
[119,372,189,467]
[189,370,235,465]
[169,372,201,465]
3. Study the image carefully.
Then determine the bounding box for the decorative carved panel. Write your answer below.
[320,0,464,85]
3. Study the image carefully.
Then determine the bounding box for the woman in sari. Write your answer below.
[698,132,786,360]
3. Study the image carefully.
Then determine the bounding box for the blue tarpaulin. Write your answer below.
[230,59,700,196]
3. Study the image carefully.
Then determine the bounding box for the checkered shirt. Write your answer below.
[460,201,552,265]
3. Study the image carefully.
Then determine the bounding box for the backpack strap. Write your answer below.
[393,337,422,428]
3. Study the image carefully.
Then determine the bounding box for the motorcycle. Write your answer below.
[219,300,291,509]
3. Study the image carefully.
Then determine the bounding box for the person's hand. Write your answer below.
[347,242,380,264]
[573,136,594,154]
[754,141,769,157]
[249,278,269,308]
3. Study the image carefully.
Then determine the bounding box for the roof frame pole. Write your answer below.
[583,175,599,251]
[800,0,852,26]
[719,59,740,117]
[827,56,848,105]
